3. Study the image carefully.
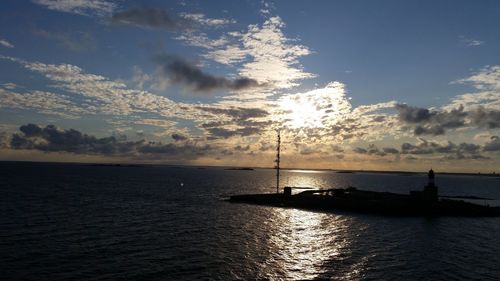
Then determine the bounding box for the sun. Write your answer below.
[278,82,351,129]
[280,95,325,129]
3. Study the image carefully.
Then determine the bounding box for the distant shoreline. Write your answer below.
[0,160,498,177]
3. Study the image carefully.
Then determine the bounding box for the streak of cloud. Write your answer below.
[154,55,262,93]
[33,0,116,16]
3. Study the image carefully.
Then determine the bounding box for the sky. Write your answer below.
[0,0,500,172]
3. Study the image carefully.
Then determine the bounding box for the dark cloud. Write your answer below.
[353,147,367,154]
[469,107,500,129]
[205,126,261,139]
[111,8,180,31]
[484,136,500,152]
[198,106,271,139]
[353,144,386,156]
[400,139,485,159]
[353,139,489,160]
[155,55,261,92]
[401,142,433,155]
[396,104,466,136]
[234,145,250,152]
[20,123,43,136]
[396,103,500,135]
[9,124,212,159]
[331,145,344,153]
[137,143,211,159]
[171,133,187,141]
[198,107,268,120]
[396,104,433,123]
[383,147,399,154]
[11,124,139,154]
[414,125,445,136]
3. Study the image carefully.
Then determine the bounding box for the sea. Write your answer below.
[1,162,500,280]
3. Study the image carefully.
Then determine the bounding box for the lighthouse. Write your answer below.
[423,169,438,201]
[428,169,435,187]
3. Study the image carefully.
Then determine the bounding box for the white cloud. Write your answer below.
[175,32,230,49]
[448,65,500,111]
[0,88,93,118]
[180,13,235,27]
[0,56,236,131]
[236,16,314,89]
[130,66,152,90]
[177,15,314,90]
[454,65,500,91]
[0,39,14,48]
[459,35,484,47]
[202,45,248,65]
[135,119,177,128]
[2,83,17,90]
[32,0,116,16]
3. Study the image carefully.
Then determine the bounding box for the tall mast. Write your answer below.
[275,130,280,193]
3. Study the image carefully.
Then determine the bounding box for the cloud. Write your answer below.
[353,144,387,156]
[0,87,93,118]
[459,35,484,47]
[178,15,314,90]
[396,103,464,134]
[111,7,180,31]
[197,106,268,120]
[11,123,141,154]
[395,104,434,123]
[400,138,486,159]
[383,147,399,154]
[179,13,235,27]
[175,32,230,49]
[352,138,494,161]
[0,55,186,117]
[9,124,213,160]
[111,7,234,31]
[171,133,187,141]
[278,82,352,129]
[34,29,97,52]
[197,106,271,139]
[0,39,14,48]
[154,55,261,93]
[1,83,17,90]
[236,16,314,89]
[390,65,499,137]
[32,0,116,16]
[202,44,248,65]
[484,136,500,152]
[468,107,500,129]
[454,65,500,92]
[130,66,152,90]
[395,103,500,135]
[135,119,177,128]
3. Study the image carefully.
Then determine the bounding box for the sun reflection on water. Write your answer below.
[248,173,369,280]
[281,172,330,194]
[258,207,366,280]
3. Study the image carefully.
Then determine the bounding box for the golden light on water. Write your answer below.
[287,169,327,174]
[256,174,366,280]
[262,208,364,280]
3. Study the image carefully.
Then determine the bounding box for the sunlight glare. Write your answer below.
[278,82,351,129]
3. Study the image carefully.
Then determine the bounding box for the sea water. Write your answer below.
[1,162,500,280]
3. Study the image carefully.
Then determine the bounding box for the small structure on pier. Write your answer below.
[410,169,438,201]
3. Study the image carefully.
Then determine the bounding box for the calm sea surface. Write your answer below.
[1,162,500,280]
